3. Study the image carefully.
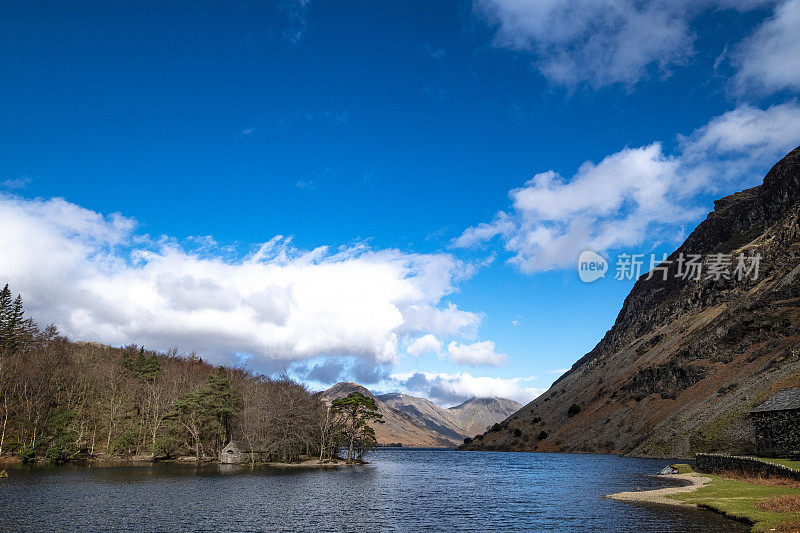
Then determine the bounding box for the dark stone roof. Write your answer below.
[751,389,800,413]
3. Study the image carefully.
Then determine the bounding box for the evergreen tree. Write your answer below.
[330,392,383,463]
[0,287,24,352]
[5,295,24,351]
[134,347,162,382]
[0,284,11,349]
[165,369,242,461]
[204,368,243,444]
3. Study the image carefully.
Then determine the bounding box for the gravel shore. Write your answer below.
[605,473,711,507]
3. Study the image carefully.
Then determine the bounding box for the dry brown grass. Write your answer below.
[757,494,800,513]
[718,471,800,488]
[776,518,800,533]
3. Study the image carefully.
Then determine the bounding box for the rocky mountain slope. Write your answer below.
[448,397,523,437]
[378,393,521,440]
[319,382,520,446]
[462,146,800,458]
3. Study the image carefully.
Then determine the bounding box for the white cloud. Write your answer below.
[406,334,443,356]
[0,195,488,369]
[447,340,507,366]
[393,371,542,406]
[732,0,800,95]
[1,177,32,190]
[475,0,770,88]
[456,102,800,273]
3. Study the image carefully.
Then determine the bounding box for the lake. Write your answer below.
[0,449,746,532]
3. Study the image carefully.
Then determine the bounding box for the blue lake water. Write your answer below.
[0,448,746,532]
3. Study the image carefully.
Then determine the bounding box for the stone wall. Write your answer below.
[696,453,800,481]
[750,410,800,458]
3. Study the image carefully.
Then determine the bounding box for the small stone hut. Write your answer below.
[750,388,800,458]
[219,441,244,464]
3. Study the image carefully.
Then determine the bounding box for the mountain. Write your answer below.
[448,397,523,437]
[377,393,466,441]
[319,383,520,446]
[462,146,800,458]
[378,393,522,440]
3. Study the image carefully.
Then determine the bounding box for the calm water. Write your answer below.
[0,449,746,532]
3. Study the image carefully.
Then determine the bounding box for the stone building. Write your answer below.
[750,388,800,458]
[219,441,244,464]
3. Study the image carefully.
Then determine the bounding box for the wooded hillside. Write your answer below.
[0,284,347,464]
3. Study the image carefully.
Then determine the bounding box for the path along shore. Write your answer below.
[605,472,711,507]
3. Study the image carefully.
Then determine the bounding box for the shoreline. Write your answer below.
[605,472,712,507]
[0,456,349,469]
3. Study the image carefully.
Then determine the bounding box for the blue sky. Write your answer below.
[2,0,800,405]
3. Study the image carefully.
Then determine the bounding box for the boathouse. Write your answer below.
[219,441,244,464]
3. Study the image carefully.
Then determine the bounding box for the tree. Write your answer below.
[204,368,243,446]
[330,392,383,464]
[166,389,207,461]
[165,370,242,462]
[0,286,22,352]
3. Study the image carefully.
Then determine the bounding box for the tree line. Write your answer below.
[0,284,382,465]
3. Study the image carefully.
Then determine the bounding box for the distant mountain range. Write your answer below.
[462,146,800,457]
[318,382,521,447]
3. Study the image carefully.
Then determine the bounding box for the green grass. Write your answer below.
[670,463,694,474]
[756,457,800,471]
[668,468,800,531]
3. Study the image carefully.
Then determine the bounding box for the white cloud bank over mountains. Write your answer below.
[405,334,507,366]
[0,195,493,369]
[476,0,799,90]
[392,371,544,406]
[456,102,800,273]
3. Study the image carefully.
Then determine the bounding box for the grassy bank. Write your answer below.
[668,464,800,532]
[760,458,800,471]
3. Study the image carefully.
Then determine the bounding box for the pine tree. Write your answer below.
[330,391,384,463]
[133,347,162,382]
[0,284,11,349]
[5,295,24,351]
[0,286,23,352]
[203,368,243,444]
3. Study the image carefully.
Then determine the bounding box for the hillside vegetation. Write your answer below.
[0,285,346,464]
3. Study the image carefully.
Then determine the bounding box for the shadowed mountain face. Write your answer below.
[462,146,800,458]
[319,383,520,446]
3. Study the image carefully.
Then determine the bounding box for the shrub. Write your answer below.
[463,437,473,445]
[490,423,501,432]
[513,428,522,438]
[567,404,581,417]
[112,428,138,454]
[154,436,179,458]
[537,431,548,441]
[46,445,72,464]
[20,447,36,464]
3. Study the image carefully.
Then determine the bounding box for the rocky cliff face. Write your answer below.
[462,146,800,458]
